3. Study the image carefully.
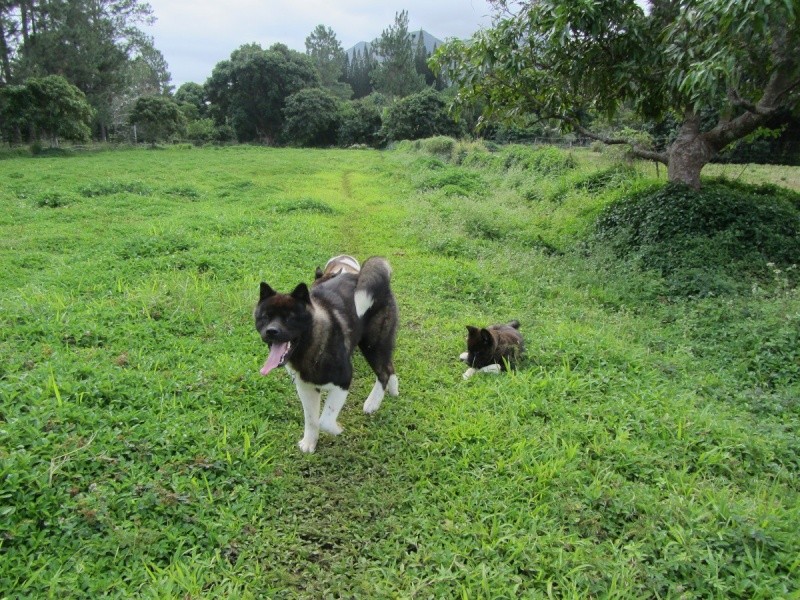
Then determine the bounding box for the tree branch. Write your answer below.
[572,122,668,164]
[708,60,800,150]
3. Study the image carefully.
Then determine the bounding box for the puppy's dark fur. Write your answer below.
[461,320,523,375]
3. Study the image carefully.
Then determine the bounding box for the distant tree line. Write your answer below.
[0,0,170,143]
[0,4,796,166]
[0,7,464,148]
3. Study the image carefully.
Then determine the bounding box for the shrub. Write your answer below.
[185,118,217,145]
[593,180,800,297]
[419,168,486,196]
[500,145,576,175]
[282,88,342,147]
[381,89,460,142]
[420,136,457,157]
[337,97,383,147]
[129,96,186,144]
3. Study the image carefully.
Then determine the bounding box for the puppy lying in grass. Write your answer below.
[460,320,524,379]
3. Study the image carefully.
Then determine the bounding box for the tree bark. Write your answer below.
[0,16,12,83]
[666,111,715,190]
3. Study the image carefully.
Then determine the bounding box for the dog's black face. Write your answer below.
[255,282,313,375]
[463,326,496,369]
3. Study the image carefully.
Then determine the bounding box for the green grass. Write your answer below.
[1,145,799,598]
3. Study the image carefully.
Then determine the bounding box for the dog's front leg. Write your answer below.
[294,379,321,453]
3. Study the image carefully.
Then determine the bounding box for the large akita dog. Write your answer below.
[255,256,398,452]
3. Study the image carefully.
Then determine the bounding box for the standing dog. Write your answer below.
[460,320,523,379]
[255,256,398,453]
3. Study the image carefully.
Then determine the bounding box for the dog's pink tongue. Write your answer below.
[260,342,288,376]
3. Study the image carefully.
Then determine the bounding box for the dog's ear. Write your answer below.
[260,282,276,301]
[480,328,494,347]
[291,283,311,304]
[315,267,323,279]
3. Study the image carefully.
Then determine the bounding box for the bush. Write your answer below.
[593,180,800,297]
[499,145,576,175]
[282,88,342,147]
[419,167,486,196]
[419,136,457,158]
[337,96,384,147]
[381,89,460,142]
[185,118,217,145]
[129,96,185,144]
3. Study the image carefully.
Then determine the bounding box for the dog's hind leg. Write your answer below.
[294,379,322,453]
[363,378,386,414]
[362,360,398,414]
[320,387,348,435]
[387,373,399,397]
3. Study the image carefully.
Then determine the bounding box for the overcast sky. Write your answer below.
[143,1,495,89]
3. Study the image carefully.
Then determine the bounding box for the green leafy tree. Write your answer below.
[205,43,319,143]
[371,10,425,98]
[0,83,32,142]
[433,0,800,189]
[10,0,163,140]
[305,24,351,99]
[175,82,208,120]
[413,32,439,88]
[107,47,172,140]
[0,75,94,145]
[282,87,342,147]
[128,94,184,144]
[344,47,376,99]
[338,93,386,147]
[381,88,459,142]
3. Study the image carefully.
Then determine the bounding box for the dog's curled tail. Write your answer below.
[354,256,393,318]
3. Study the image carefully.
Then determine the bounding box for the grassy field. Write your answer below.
[1,144,798,598]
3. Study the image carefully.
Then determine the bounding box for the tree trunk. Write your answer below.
[666,111,715,190]
[0,16,13,83]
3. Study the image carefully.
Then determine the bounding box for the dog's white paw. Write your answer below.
[298,436,318,453]
[459,352,469,362]
[481,364,502,374]
[319,420,343,436]
[462,368,477,380]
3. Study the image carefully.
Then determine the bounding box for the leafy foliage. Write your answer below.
[337,94,385,147]
[282,88,342,147]
[432,0,800,188]
[205,43,319,143]
[3,0,165,137]
[129,95,185,144]
[381,89,459,142]
[0,75,93,144]
[594,180,800,296]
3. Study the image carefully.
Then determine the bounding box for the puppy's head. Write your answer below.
[461,325,496,369]
[254,282,312,375]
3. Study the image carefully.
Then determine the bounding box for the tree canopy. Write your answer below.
[205,43,319,144]
[0,0,168,139]
[0,75,93,144]
[433,0,800,188]
[128,94,184,144]
[305,24,351,99]
[371,10,425,98]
